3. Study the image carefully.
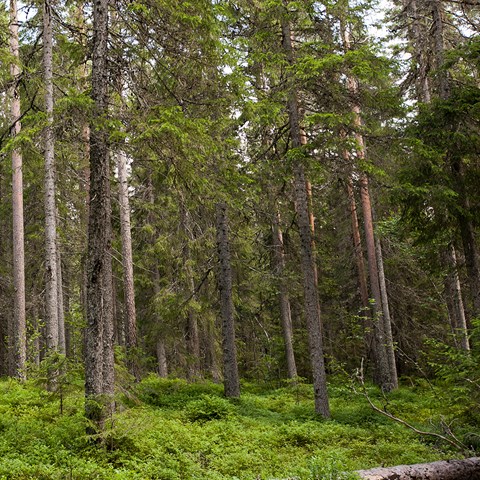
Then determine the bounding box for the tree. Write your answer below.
[216,202,240,398]
[281,6,330,417]
[43,0,59,359]
[84,0,115,432]
[9,0,26,381]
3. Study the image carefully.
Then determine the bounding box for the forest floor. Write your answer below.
[0,373,477,479]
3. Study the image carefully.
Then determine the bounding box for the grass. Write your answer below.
[0,374,476,480]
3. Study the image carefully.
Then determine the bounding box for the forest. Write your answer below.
[0,0,479,478]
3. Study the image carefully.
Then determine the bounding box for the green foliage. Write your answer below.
[0,377,466,479]
[185,394,236,422]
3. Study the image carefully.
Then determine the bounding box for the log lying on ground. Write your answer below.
[356,457,480,480]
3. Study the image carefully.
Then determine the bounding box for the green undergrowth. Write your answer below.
[0,375,476,480]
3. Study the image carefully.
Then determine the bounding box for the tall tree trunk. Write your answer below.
[375,237,398,388]
[9,0,26,381]
[215,202,240,398]
[282,14,330,418]
[43,0,59,357]
[272,210,298,379]
[117,150,139,379]
[85,0,114,432]
[340,18,396,391]
[359,174,392,390]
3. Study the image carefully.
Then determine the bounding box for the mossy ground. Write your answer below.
[0,375,475,479]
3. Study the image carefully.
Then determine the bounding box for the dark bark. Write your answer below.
[85,0,114,433]
[281,12,330,417]
[215,202,240,398]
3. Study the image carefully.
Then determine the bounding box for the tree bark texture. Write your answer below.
[357,457,480,480]
[281,13,330,418]
[85,0,114,432]
[10,0,26,381]
[117,150,139,378]
[43,0,59,355]
[272,210,298,379]
[215,202,240,398]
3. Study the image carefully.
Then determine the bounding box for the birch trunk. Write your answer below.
[215,202,240,398]
[282,14,330,417]
[10,0,26,380]
[43,0,59,356]
[117,150,139,378]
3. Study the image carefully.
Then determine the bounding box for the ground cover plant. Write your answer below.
[0,374,477,480]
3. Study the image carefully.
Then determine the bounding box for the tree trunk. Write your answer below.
[272,210,298,379]
[156,339,168,378]
[346,175,370,313]
[375,237,398,388]
[340,18,396,391]
[117,150,139,379]
[281,13,330,418]
[9,0,26,381]
[56,246,66,355]
[444,244,470,351]
[43,0,59,358]
[215,202,240,398]
[180,198,201,381]
[359,174,392,390]
[85,0,114,433]
[357,457,480,480]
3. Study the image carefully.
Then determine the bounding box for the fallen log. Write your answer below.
[356,457,480,480]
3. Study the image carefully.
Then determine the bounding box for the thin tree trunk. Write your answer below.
[375,237,398,388]
[57,247,66,355]
[85,0,114,433]
[281,14,330,418]
[215,202,240,398]
[346,175,370,312]
[10,0,26,381]
[117,150,139,378]
[272,210,298,379]
[156,339,168,378]
[43,0,59,358]
[444,244,470,351]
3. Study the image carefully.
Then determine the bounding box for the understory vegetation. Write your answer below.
[0,373,478,480]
